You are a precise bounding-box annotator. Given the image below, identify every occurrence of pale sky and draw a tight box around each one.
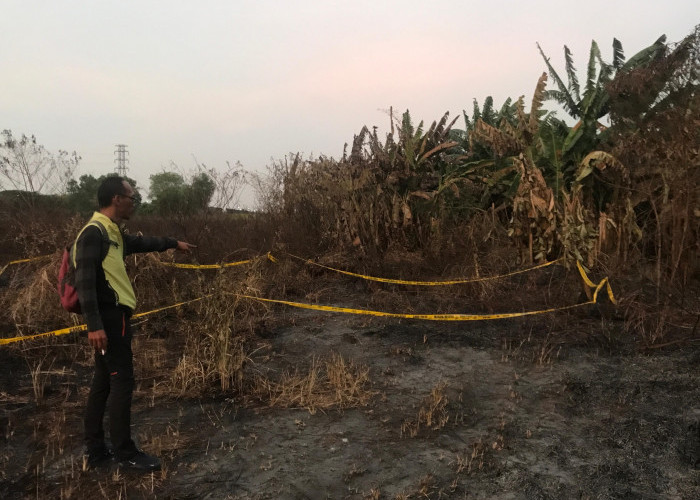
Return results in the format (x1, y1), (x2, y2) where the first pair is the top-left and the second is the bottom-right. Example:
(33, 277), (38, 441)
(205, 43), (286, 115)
(2, 1), (698, 207)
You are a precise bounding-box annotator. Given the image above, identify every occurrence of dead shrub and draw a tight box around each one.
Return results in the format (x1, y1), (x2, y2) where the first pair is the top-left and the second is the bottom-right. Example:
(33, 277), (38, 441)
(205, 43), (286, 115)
(171, 297), (246, 394)
(603, 28), (700, 339)
(264, 252), (319, 300)
(8, 257), (68, 333)
(170, 259), (271, 395)
(619, 291), (697, 346)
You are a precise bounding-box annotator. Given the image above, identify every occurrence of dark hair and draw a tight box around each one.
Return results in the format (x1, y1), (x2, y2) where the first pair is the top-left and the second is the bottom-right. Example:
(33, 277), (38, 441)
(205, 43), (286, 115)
(97, 176), (126, 208)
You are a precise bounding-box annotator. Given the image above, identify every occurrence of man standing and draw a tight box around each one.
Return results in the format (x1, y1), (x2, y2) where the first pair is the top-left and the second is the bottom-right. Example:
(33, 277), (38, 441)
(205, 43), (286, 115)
(75, 176), (194, 471)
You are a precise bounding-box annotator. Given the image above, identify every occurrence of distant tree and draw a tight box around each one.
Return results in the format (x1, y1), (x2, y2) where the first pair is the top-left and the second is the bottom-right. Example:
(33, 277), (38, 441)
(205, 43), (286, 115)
(65, 174), (101, 213)
(148, 170), (215, 216)
(189, 172), (216, 211)
(0, 130), (80, 208)
(148, 172), (185, 200)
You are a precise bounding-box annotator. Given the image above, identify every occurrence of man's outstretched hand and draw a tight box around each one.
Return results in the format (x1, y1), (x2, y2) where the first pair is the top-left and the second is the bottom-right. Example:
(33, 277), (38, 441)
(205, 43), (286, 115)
(176, 241), (196, 253)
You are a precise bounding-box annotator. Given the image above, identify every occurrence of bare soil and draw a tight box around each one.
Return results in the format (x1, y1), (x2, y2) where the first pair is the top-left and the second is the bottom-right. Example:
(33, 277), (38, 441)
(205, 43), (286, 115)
(1, 289), (699, 499)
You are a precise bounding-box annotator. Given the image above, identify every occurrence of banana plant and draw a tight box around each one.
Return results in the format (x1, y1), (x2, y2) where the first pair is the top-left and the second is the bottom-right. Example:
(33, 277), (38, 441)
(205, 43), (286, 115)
(340, 109), (465, 251)
(537, 35), (668, 183)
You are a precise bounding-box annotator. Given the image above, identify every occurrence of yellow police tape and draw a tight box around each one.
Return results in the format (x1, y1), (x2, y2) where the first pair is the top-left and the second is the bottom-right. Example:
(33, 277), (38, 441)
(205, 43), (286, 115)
(576, 261), (617, 305)
(8, 255), (52, 265)
(0, 255), (53, 277)
(0, 257), (617, 345)
(233, 274), (612, 321)
(131, 294), (213, 319)
(0, 325), (87, 346)
(281, 252), (562, 286)
(159, 259), (254, 269)
(158, 252), (278, 269)
(3, 254), (257, 274)
(0, 295), (213, 346)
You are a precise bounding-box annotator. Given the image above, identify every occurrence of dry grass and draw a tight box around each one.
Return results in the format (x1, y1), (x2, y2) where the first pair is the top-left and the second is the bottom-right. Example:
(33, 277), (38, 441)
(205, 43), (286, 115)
(171, 296), (251, 394)
(166, 256), (278, 396)
(455, 439), (487, 475)
(251, 352), (372, 414)
(401, 381), (450, 438)
(7, 256), (68, 333)
(27, 354), (54, 403)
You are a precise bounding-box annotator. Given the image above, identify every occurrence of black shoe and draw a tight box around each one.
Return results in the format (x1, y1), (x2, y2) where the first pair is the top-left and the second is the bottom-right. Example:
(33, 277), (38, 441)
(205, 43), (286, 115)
(85, 447), (114, 469)
(118, 450), (161, 471)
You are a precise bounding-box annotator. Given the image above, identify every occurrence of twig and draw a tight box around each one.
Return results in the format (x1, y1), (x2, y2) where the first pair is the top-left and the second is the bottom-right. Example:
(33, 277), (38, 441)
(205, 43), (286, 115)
(640, 337), (700, 350)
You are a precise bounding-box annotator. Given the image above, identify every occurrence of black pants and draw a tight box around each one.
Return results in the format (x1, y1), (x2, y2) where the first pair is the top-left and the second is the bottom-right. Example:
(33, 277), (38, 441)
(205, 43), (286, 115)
(84, 306), (138, 459)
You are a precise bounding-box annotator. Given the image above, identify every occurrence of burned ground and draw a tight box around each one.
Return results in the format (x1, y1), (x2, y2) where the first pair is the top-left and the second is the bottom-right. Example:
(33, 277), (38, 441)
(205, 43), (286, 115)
(1, 270), (699, 499)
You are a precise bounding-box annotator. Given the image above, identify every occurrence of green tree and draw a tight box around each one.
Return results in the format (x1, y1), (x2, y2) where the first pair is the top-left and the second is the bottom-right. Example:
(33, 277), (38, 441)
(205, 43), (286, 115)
(65, 174), (101, 213)
(148, 171), (215, 216)
(148, 172), (187, 216)
(188, 172), (216, 212)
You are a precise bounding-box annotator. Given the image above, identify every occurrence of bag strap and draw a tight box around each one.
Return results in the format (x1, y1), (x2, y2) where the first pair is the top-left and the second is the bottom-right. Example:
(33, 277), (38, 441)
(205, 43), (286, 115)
(71, 220), (113, 267)
(90, 220), (115, 262)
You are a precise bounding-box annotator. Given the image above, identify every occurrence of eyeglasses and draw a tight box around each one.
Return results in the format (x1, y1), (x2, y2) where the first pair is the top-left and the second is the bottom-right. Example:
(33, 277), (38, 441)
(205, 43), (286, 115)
(120, 194), (140, 204)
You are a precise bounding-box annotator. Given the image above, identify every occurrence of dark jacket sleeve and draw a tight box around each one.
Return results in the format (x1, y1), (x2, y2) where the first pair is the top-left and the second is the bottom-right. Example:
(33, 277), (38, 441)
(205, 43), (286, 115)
(74, 226), (104, 332)
(123, 233), (177, 256)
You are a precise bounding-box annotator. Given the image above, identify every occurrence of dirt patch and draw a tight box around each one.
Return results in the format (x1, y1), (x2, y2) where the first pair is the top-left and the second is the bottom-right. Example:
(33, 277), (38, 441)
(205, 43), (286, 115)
(1, 295), (699, 499)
